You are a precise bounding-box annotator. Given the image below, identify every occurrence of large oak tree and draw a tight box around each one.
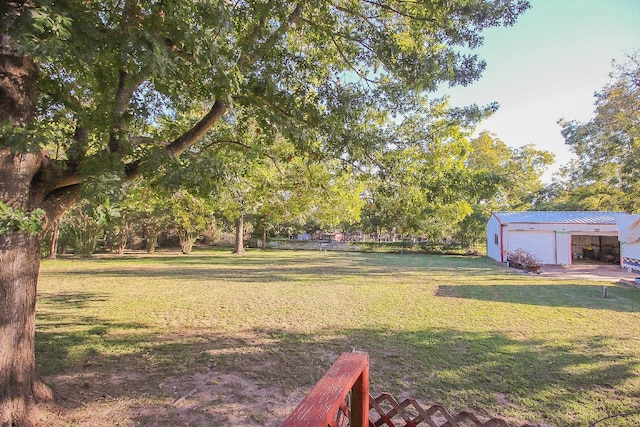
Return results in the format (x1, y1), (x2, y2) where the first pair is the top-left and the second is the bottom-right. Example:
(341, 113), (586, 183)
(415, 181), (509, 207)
(0, 0), (529, 424)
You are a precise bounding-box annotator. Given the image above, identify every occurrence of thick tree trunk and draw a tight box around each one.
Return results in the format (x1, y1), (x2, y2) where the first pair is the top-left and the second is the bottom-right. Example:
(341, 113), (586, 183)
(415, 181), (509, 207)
(2, 7), (228, 421)
(1, 44), (55, 425)
(233, 213), (246, 255)
(0, 232), (53, 426)
(0, 151), (54, 426)
(0, 48), (37, 126)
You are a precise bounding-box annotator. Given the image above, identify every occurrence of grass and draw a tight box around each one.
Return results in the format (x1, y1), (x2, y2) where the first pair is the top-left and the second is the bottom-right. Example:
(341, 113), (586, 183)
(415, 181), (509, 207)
(36, 249), (640, 426)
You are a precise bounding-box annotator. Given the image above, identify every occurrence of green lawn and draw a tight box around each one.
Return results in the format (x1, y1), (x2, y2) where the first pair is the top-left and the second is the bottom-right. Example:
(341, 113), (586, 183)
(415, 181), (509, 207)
(36, 249), (640, 426)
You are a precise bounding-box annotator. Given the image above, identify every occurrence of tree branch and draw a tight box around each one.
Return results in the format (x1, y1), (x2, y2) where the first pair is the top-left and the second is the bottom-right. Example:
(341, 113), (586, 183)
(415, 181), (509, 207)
(40, 183), (82, 231)
(130, 136), (166, 146)
(127, 3), (304, 180)
(361, 0), (437, 22)
(328, 33), (378, 85)
(163, 38), (194, 62)
(240, 2), (305, 70)
(164, 98), (228, 156)
(34, 156), (82, 195)
(109, 70), (146, 154)
(329, 1), (385, 29)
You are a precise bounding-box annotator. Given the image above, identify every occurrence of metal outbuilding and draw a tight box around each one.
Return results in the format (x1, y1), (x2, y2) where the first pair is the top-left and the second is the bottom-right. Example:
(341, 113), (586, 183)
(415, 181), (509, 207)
(487, 211), (633, 266)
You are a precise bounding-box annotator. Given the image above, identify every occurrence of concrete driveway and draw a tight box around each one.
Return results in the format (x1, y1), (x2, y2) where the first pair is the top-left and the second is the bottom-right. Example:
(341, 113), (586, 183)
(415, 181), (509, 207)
(534, 262), (640, 284)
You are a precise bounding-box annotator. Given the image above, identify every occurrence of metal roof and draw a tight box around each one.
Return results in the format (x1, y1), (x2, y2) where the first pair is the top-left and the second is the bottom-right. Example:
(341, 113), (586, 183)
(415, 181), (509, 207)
(492, 211), (631, 225)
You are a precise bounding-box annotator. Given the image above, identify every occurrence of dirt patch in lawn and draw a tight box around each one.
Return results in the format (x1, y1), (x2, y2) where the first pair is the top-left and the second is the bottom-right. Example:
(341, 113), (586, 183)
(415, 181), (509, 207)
(38, 372), (305, 426)
(37, 351), (309, 426)
(33, 328), (328, 427)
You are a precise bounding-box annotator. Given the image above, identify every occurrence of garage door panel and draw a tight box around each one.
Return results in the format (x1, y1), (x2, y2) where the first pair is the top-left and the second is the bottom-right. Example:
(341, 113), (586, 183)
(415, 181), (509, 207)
(508, 231), (556, 264)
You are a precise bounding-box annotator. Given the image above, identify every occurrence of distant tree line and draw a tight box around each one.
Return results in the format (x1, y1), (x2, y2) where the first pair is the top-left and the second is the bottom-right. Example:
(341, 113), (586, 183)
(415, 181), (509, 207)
(45, 105), (554, 257)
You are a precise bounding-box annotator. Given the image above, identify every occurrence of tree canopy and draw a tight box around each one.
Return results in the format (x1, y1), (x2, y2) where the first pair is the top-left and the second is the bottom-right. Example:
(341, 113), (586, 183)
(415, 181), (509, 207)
(3, 0), (530, 208)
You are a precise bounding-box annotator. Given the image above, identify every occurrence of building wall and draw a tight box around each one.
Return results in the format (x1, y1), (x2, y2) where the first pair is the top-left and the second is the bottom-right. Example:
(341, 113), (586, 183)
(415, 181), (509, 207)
(556, 232), (572, 265)
(486, 214), (503, 262)
(486, 216), (620, 266)
(503, 223), (618, 233)
(506, 230), (556, 264)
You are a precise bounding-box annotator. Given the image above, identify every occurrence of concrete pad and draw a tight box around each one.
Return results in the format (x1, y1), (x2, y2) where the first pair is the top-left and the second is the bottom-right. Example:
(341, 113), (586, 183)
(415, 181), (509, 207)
(536, 262), (640, 285)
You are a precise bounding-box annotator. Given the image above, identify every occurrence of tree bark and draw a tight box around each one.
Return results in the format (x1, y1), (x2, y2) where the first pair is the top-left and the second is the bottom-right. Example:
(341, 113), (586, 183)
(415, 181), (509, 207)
(116, 227), (129, 255)
(0, 47), (37, 126)
(145, 229), (159, 253)
(0, 232), (54, 426)
(0, 43), (56, 425)
(0, 150), (55, 426)
(233, 213), (246, 255)
(46, 219), (61, 260)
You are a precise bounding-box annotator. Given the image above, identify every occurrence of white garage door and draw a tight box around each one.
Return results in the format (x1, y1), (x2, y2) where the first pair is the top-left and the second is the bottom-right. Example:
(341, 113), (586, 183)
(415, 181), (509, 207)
(508, 231), (556, 264)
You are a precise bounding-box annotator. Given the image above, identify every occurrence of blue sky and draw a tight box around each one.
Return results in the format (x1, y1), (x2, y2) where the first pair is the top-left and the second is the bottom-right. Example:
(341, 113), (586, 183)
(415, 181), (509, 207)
(442, 0), (640, 180)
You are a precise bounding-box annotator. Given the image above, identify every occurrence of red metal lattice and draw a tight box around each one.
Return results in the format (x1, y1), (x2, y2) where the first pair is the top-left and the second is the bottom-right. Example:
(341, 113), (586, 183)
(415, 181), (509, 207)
(369, 392), (513, 427)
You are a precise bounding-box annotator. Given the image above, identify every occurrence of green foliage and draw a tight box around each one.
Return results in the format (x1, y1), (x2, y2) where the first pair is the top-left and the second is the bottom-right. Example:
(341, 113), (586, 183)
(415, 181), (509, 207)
(3, 0), (536, 251)
(0, 202), (45, 235)
(355, 240), (466, 255)
(119, 181), (172, 253)
(466, 131), (553, 209)
(59, 200), (109, 256)
(358, 126), (552, 247)
(4, 0), (530, 181)
(58, 175), (123, 255)
(360, 97), (497, 240)
(453, 132), (553, 246)
(165, 190), (216, 254)
(541, 52), (640, 212)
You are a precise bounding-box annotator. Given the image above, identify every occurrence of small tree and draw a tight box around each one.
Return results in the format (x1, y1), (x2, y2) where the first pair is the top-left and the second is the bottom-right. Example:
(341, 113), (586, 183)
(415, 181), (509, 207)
(121, 182), (171, 253)
(58, 175), (124, 256)
(59, 199), (115, 256)
(166, 190), (215, 254)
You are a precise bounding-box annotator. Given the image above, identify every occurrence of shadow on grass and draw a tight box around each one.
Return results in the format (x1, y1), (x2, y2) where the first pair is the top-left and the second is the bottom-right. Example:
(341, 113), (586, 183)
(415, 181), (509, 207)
(43, 265), (397, 284)
(42, 252), (505, 285)
(36, 292), (154, 376)
(35, 314), (640, 426)
(436, 284), (640, 312)
(38, 291), (110, 307)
